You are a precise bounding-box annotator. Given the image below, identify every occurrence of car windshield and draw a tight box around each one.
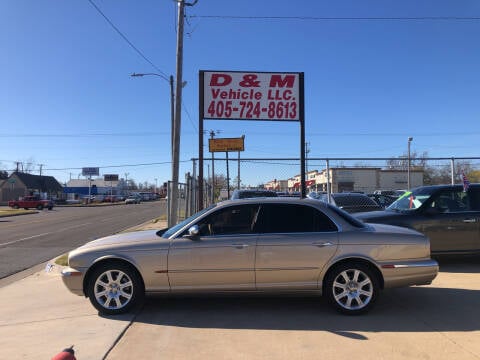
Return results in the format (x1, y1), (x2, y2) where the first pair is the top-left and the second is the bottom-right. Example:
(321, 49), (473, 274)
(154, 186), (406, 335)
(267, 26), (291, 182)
(387, 189), (433, 211)
(161, 205), (215, 238)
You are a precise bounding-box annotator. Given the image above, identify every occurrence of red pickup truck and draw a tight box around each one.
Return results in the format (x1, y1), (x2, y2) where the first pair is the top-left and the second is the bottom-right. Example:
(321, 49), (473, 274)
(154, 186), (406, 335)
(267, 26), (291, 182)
(8, 196), (54, 210)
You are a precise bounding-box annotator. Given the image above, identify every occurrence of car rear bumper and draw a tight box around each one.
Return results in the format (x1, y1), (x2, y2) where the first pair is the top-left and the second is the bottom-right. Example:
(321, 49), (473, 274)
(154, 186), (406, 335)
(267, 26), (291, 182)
(380, 259), (439, 288)
(61, 267), (86, 296)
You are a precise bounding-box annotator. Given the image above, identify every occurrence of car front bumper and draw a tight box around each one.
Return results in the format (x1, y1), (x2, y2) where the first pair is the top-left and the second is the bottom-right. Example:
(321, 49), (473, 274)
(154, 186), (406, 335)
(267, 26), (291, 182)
(61, 267), (86, 296)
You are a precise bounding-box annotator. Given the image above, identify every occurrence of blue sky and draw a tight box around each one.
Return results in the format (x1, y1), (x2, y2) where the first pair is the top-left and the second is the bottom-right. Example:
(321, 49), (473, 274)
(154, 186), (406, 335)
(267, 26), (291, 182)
(1, 0), (479, 186)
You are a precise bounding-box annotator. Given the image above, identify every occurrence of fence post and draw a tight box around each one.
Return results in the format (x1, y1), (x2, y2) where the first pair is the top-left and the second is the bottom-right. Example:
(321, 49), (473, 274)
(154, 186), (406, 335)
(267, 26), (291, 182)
(326, 159), (331, 203)
(450, 157), (455, 185)
(167, 181), (172, 228)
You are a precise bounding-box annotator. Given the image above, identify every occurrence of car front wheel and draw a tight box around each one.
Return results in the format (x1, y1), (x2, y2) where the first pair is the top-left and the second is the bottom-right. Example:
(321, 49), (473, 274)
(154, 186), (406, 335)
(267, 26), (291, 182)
(87, 262), (144, 315)
(324, 262), (379, 315)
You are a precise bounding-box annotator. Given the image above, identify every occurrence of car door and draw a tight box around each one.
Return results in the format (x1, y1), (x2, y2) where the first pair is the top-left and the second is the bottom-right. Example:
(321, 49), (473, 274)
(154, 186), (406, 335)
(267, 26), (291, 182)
(254, 203), (338, 290)
(421, 188), (480, 253)
(168, 204), (260, 291)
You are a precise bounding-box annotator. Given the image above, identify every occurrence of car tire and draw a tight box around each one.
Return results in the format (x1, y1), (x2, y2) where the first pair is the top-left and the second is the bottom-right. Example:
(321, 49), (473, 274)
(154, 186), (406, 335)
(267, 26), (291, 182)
(87, 262), (144, 315)
(36, 204), (43, 210)
(324, 262), (379, 315)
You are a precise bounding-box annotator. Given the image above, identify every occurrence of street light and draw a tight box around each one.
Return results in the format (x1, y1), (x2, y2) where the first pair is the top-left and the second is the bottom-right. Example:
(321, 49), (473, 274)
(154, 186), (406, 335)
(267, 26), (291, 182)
(407, 137), (413, 190)
(131, 72), (176, 226)
(131, 73), (175, 163)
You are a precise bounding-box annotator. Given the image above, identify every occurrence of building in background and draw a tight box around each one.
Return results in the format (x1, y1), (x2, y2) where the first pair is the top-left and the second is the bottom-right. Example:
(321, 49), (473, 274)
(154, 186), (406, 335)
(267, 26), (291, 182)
(0, 172), (63, 204)
(64, 178), (126, 201)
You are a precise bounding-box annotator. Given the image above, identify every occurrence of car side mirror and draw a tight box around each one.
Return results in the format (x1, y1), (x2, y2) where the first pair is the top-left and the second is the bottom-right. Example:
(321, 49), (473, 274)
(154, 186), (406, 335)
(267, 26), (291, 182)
(185, 225), (200, 238)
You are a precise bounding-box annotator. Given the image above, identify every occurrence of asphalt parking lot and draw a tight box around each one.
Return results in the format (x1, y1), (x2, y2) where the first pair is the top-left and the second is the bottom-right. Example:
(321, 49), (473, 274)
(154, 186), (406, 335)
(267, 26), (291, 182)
(0, 256), (478, 359)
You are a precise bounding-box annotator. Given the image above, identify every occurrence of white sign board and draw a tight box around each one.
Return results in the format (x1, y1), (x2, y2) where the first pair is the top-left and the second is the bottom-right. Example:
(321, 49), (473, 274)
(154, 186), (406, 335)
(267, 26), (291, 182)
(203, 71), (301, 121)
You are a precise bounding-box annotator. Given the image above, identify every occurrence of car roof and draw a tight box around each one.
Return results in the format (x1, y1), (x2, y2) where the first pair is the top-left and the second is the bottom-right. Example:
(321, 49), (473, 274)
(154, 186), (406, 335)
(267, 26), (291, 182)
(411, 184), (480, 192)
(219, 196), (328, 208)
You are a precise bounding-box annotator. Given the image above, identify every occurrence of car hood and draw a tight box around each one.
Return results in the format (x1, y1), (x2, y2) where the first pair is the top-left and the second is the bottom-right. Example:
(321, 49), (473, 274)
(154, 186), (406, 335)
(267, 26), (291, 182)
(78, 229), (164, 250)
(355, 210), (404, 222)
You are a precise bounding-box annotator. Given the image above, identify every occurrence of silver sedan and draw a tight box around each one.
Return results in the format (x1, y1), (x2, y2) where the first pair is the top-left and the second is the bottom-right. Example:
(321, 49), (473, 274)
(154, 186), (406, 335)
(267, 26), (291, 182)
(61, 198), (438, 315)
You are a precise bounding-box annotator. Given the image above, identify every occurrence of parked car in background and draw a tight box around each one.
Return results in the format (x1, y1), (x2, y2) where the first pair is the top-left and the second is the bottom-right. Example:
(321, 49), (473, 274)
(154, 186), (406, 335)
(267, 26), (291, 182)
(356, 184), (480, 255)
(8, 195), (54, 210)
(308, 192), (383, 213)
(367, 194), (398, 208)
(373, 189), (406, 197)
(61, 198), (438, 316)
(231, 189), (278, 200)
(125, 195), (142, 204)
(276, 191), (301, 197)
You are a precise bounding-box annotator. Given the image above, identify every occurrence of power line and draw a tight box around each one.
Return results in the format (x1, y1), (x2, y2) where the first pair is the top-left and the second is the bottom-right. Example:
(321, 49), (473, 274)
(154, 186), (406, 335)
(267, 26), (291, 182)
(189, 15), (480, 22)
(87, 0), (169, 78)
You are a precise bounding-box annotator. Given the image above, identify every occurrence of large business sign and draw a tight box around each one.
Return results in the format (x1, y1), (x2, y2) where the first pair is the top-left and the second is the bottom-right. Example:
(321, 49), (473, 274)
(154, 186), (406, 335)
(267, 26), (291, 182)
(209, 137), (245, 152)
(82, 167), (99, 176)
(198, 70), (306, 207)
(104, 174), (119, 182)
(202, 71), (301, 121)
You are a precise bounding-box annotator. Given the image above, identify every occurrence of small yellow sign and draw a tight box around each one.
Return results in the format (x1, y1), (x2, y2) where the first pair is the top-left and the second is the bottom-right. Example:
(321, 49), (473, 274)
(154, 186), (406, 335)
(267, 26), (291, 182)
(209, 137), (245, 152)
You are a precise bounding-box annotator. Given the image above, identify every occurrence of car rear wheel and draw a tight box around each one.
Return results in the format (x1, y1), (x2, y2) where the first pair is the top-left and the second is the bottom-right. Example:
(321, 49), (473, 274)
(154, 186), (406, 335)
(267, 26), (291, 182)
(87, 262), (144, 315)
(324, 262), (379, 315)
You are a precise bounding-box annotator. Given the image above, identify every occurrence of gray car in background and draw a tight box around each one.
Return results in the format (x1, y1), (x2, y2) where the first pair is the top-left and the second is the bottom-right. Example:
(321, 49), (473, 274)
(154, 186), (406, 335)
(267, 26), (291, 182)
(308, 192), (383, 213)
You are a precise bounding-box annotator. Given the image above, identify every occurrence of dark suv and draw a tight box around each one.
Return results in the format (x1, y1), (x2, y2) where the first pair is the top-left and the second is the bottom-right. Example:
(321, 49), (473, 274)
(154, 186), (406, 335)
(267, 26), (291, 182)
(356, 184), (480, 255)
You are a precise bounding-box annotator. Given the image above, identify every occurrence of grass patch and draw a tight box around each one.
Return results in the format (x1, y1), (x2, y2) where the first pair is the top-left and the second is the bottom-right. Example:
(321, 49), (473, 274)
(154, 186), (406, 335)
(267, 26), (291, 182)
(0, 209), (36, 217)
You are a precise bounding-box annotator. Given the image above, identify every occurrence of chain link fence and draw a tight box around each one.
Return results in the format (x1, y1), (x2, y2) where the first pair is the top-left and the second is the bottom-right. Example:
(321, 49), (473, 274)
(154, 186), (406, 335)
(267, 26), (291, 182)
(168, 156), (480, 223)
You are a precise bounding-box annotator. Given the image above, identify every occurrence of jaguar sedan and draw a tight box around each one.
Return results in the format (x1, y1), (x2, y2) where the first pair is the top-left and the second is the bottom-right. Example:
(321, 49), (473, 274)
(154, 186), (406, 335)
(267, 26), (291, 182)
(61, 198), (438, 315)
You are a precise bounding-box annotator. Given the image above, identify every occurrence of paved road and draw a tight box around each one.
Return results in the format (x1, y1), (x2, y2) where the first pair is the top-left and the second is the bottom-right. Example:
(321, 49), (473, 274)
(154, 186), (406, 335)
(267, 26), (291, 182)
(0, 202), (166, 279)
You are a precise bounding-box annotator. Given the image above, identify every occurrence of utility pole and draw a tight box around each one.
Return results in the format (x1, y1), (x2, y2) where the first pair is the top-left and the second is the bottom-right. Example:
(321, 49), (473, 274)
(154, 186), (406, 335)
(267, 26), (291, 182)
(170, 0), (197, 226)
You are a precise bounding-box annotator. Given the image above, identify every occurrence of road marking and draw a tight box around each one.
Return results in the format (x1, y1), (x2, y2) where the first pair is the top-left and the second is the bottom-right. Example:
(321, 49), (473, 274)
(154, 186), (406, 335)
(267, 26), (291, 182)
(0, 232), (53, 246)
(0, 222), (93, 247)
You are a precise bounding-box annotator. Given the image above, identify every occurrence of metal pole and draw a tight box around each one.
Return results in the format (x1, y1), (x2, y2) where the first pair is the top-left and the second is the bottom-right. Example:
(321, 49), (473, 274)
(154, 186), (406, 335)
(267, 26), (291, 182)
(198, 71), (204, 210)
(299, 73), (306, 198)
(326, 159), (331, 202)
(226, 151), (230, 199)
(237, 151), (240, 189)
(407, 137), (413, 190)
(171, 0), (186, 226)
(451, 157), (455, 185)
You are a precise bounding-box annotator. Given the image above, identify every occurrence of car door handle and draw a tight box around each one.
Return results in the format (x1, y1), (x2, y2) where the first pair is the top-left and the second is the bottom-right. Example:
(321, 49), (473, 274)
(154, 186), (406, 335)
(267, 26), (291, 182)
(312, 242), (334, 247)
(463, 219), (477, 223)
(232, 243), (249, 249)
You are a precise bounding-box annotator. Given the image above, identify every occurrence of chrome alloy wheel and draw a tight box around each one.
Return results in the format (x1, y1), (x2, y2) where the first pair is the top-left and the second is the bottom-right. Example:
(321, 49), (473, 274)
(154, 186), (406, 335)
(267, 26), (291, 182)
(332, 268), (373, 311)
(94, 269), (133, 310)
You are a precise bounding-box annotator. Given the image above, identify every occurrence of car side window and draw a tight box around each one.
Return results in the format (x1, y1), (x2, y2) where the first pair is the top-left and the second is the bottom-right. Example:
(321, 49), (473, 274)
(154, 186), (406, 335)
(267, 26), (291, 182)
(194, 204), (260, 236)
(468, 189), (480, 211)
(254, 204), (338, 233)
(430, 190), (468, 213)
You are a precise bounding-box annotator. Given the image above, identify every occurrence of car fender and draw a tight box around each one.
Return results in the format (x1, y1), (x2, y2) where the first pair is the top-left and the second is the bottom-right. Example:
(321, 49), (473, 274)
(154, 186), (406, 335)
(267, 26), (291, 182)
(318, 253), (384, 294)
(82, 254), (144, 295)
